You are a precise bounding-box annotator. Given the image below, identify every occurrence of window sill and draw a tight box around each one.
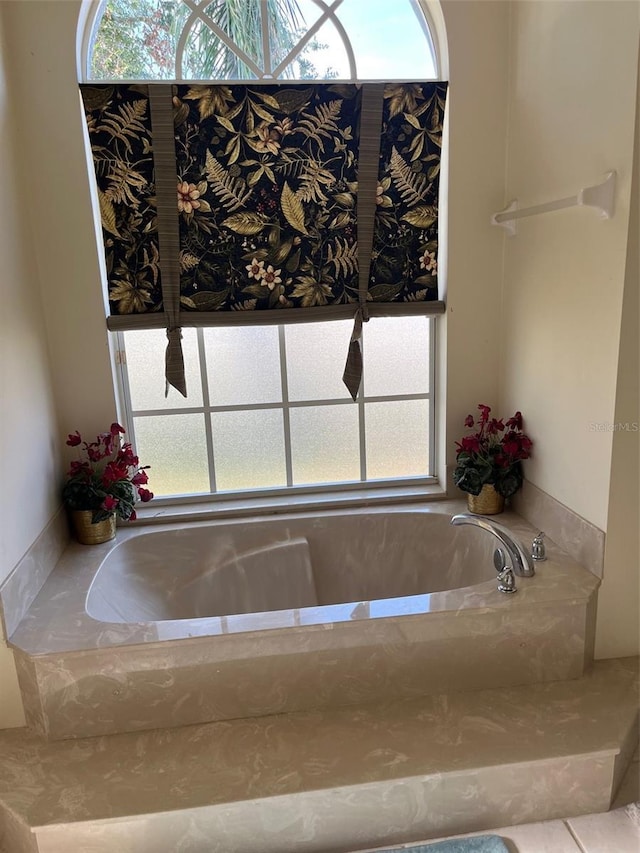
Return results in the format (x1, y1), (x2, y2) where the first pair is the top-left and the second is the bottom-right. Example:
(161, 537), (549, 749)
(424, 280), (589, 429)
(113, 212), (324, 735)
(129, 483), (449, 527)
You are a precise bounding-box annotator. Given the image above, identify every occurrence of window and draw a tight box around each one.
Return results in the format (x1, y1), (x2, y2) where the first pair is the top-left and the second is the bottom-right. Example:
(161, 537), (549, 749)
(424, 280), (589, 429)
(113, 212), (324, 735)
(83, 0), (442, 502)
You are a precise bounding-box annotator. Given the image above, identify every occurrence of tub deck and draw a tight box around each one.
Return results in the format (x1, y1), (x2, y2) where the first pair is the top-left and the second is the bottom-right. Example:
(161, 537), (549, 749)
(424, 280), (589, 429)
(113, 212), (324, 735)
(6, 502), (600, 740)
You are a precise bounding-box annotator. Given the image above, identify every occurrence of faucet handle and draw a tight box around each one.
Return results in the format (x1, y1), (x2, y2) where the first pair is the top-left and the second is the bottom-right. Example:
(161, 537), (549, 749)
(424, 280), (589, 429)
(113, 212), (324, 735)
(497, 567), (517, 594)
(532, 532), (547, 561)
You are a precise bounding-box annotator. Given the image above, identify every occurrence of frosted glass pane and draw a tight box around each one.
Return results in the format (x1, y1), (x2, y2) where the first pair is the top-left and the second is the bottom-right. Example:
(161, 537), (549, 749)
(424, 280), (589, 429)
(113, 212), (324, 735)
(124, 329), (203, 410)
(211, 409), (286, 491)
(204, 327), (282, 406)
(290, 405), (360, 485)
(363, 317), (430, 397)
(285, 321), (353, 401)
(133, 414), (209, 497)
(365, 400), (429, 479)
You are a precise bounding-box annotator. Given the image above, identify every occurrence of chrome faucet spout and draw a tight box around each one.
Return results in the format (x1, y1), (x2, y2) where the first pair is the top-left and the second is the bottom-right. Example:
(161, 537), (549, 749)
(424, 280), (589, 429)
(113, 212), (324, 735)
(450, 513), (535, 578)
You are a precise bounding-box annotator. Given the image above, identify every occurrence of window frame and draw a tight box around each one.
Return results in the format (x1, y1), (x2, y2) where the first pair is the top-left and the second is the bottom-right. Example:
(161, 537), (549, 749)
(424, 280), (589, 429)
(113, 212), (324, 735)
(81, 0), (446, 509)
(113, 318), (438, 505)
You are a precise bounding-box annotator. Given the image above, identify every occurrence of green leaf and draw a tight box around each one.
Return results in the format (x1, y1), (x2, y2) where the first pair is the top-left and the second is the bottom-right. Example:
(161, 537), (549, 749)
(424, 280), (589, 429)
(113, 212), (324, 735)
(414, 275), (438, 287)
(368, 282), (403, 301)
(222, 212), (266, 235)
(255, 91), (279, 109)
(271, 87), (314, 113)
(243, 282), (270, 298)
(286, 248), (301, 272)
(404, 112), (421, 129)
(189, 290), (228, 310)
(98, 189), (120, 237)
(251, 102), (275, 123)
(281, 182), (308, 235)
(272, 238), (294, 265)
(401, 206), (437, 228)
(333, 192), (355, 208)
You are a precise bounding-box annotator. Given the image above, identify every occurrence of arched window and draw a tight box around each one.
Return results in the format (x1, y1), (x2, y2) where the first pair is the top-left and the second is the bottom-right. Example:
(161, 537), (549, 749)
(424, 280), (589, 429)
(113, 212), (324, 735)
(83, 1), (438, 83)
(80, 0), (445, 505)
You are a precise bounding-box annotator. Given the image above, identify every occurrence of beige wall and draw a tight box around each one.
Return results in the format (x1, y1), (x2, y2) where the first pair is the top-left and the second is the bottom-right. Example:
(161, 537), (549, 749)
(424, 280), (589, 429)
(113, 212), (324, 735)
(440, 0), (510, 448)
(0, 0), (118, 728)
(595, 42), (640, 659)
(500, 1), (639, 655)
(500, 0), (639, 530)
(0, 3), (61, 728)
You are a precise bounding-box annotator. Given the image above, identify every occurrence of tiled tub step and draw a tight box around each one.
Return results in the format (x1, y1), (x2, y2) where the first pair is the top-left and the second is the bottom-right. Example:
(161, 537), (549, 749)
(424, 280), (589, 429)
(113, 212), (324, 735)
(0, 658), (637, 853)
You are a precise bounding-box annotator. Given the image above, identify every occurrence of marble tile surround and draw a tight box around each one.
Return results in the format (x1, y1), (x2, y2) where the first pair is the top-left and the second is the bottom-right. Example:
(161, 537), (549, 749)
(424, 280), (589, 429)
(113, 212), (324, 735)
(0, 658), (637, 853)
(512, 480), (606, 578)
(0, 507), (69, 639)
(7, 502), (601, 739)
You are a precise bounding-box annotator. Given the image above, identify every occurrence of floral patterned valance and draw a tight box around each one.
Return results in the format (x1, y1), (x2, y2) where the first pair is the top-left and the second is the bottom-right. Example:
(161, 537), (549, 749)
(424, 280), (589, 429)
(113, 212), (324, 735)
(80, 81), (447, 395)
(81, 81), (447, 316)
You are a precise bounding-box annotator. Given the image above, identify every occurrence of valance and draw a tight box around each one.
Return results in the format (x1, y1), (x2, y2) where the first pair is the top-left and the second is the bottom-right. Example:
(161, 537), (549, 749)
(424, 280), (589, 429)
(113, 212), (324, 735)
(80, 81), (447, 397)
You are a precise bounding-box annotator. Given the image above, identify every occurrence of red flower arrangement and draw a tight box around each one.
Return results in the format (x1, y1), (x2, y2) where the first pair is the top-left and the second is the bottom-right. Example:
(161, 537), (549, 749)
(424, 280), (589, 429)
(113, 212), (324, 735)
(62, 423), (153, 522)
(453, 404), (533, 498)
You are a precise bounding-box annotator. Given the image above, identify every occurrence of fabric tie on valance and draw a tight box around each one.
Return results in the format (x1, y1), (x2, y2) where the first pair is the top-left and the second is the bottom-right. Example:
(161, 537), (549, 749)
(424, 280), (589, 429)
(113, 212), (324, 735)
(80, 81), (448, 397)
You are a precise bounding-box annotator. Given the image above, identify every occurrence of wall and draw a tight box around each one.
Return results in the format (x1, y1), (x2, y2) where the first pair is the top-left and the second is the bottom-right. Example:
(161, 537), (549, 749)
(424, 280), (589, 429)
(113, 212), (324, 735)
(2, 0), (117, 439)
(500, 0), (639, 530)
(501, 2), (639, 654)
(439, 0), (510, 451)
(0, 3), (61, 728)
(595, 43), (640, 659)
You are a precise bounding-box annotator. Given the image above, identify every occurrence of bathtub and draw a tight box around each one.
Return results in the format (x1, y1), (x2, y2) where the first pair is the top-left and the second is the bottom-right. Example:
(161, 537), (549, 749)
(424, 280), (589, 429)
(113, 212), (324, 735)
(85, 510), (499, 626)
(9, 503), (600, 740)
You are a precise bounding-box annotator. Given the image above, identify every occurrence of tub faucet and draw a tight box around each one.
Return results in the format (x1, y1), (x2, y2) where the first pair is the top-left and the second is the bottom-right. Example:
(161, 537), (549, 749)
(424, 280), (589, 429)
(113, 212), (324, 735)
(450, 514), (535, 578)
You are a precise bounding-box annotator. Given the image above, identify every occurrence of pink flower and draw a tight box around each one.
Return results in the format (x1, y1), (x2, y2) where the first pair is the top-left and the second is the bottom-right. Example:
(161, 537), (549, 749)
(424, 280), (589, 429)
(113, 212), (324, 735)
(118, 443), (138, 466)
(464, 415), (474, 428)
(486, 418), (504, 435)
(477, 404), (491, 423)
(63, 423), (153, 523)
(506, 411), (523, 430)
(177, 181), (201, 214)
(457, 435), (481, 454)
(102, 461), (128, 487)
(87, 445), (105, 462)
(502, 434), (521, 457)
(254, 124), (282, 155)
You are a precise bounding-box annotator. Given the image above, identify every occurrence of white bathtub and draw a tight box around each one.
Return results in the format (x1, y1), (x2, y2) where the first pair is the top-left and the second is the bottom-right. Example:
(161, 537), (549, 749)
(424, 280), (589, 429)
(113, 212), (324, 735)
(9, 503), (599, 740)
(86, 511), (498, 625)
